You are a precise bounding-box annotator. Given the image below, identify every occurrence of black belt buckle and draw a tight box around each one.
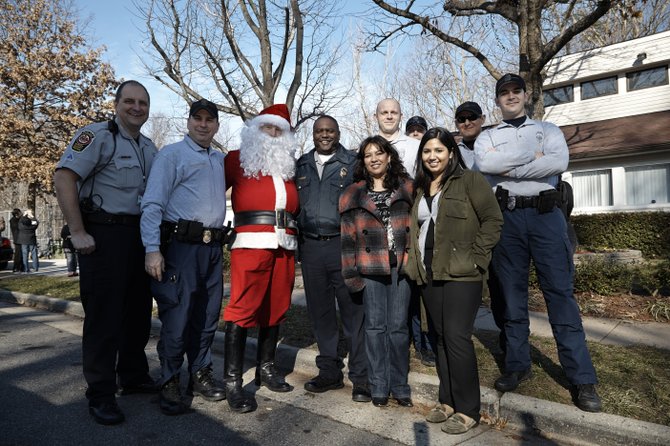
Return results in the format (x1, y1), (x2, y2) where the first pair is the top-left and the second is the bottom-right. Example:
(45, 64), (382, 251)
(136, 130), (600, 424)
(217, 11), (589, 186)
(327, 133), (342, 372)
(507, 196), (516, 211)
(276, 209), (287, 229)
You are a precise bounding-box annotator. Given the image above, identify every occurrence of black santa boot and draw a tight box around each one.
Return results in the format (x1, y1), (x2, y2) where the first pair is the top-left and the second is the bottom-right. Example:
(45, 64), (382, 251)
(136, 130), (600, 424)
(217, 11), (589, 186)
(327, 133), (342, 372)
(223, 322), (256, 413)
(254, 325), (292, 392)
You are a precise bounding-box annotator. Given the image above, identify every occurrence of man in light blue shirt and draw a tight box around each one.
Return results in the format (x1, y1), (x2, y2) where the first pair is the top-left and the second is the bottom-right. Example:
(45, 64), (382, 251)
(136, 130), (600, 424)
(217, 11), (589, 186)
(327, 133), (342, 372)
(141, 99), (227, 416)
(475, 74), (601, 413)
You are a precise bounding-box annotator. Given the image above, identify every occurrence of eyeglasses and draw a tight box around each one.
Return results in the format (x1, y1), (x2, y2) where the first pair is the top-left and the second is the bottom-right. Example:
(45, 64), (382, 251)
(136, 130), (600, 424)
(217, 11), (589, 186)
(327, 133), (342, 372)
(456, 114), (480, 124)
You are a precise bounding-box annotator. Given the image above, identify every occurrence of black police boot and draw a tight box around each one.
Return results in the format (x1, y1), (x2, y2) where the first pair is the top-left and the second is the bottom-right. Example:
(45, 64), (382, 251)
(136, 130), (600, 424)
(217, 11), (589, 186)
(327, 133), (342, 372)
(254, 325), (292, 392)
(190, 367), (225, 402)
(159, 376), (188, 416)
(224, 322), (255, 413)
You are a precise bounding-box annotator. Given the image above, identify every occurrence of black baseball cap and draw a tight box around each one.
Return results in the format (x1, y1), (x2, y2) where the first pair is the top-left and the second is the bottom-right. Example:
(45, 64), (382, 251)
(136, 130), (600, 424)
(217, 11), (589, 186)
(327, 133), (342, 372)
(189, 99), (219, 119)
(455, 102), (483, 117)
(405, 116), (428, 132)
(496, 73), (526, 96)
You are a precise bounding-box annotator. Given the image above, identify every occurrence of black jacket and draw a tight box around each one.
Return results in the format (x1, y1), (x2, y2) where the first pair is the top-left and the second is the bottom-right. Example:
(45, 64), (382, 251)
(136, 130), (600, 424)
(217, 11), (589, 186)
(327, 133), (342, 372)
(295, 144), (357, 237)
(17, 216), (39, 245)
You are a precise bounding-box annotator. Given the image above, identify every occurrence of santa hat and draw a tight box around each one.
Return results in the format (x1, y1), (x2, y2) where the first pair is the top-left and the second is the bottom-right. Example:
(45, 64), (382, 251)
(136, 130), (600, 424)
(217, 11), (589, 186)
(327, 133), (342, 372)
(252, 104), (292, 131)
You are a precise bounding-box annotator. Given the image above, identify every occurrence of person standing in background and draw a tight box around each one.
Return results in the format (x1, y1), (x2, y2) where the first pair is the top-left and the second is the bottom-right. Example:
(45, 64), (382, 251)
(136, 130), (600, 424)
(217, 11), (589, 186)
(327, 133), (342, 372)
(405, 116), (428, 141)
(17, 210), (39, 273)
(9, 209), (24, 273)
(61, 224), (78, 277)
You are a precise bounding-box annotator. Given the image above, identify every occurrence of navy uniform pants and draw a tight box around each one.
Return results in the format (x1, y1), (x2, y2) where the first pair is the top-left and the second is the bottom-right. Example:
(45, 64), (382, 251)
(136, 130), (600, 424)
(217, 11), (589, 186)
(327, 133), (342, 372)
(152, 240), (223, 384)
(80, 222), (153, 403)
(491, 207), (597, 385)
(300, 236), (367, 386)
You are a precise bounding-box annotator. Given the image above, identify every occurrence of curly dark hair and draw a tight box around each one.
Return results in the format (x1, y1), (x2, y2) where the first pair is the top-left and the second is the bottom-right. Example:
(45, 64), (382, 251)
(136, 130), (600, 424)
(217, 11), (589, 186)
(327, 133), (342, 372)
(353, 135), (409, 191)
(414, 127), (461, 197)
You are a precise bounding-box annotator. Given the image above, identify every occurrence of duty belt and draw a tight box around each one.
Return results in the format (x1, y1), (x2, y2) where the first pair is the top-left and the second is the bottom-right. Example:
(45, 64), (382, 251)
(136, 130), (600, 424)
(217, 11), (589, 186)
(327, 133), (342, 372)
(234, 210), (297, 229)
(84, 211), (141, 226)
(506, 195), (539, 211)
(160, 220), (226, 245)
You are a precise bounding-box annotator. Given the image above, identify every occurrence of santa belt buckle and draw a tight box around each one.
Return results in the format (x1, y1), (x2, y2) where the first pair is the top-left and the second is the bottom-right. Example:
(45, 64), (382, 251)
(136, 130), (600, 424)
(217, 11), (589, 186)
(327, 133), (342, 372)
(202, 229), (212, 244)
(276, 209), (288, 229)
(507, 196), (516, 211)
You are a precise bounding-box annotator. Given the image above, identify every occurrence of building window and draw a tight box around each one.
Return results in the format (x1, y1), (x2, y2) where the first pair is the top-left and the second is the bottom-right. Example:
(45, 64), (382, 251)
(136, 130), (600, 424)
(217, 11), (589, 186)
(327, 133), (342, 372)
(543, 85), (574, 107)
(572, 170), (613, 207)
(626, 66), (669, 91)
(625, 164), (669, 205)
(581, 76), (618, 100)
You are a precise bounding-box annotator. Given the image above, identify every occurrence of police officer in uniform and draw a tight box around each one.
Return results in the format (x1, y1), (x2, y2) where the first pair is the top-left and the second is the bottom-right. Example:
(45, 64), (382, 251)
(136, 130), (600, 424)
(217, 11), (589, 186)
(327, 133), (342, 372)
(141, 99), (227, 415)
(474, 74), (601, 412)
(53, 80), (158, 425)
(296, 115), (369, 401)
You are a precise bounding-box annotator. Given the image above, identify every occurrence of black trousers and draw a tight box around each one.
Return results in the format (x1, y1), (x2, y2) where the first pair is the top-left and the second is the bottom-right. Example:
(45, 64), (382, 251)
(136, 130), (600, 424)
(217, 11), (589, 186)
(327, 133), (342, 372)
(12, 243), (24, 272)
(422, 279), (482, 422)
(300, 236), (367, 385)
(80, 222), (153, 403)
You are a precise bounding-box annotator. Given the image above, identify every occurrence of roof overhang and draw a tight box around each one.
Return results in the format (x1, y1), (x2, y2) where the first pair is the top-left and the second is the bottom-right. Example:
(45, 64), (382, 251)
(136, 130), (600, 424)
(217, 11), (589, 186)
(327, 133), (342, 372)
(561, 110), (670, 160)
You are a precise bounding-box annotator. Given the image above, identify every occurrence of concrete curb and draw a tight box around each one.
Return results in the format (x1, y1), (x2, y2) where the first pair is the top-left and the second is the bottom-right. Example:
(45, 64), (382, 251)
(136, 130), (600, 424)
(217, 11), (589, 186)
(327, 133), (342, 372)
(2, 290), (669, 445)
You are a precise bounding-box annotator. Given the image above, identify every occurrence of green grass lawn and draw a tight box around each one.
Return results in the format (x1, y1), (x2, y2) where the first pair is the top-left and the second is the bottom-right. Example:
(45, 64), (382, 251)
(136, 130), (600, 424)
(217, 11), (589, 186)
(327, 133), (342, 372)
(2, 274), (668, 426)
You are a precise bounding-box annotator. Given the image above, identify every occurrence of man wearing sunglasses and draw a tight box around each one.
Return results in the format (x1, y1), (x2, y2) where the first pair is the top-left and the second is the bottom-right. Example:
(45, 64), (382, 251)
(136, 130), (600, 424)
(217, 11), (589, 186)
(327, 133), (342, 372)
(454, 102), (486, 170)
(474, 73), (601, 413)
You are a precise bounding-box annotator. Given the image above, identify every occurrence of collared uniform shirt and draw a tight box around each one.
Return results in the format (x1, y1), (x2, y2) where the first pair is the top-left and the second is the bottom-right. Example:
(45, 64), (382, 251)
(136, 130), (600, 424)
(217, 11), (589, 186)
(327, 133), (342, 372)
(140, 135), (227, 253)
(56, 118), (157, 215)
(474, 117), (568, 196)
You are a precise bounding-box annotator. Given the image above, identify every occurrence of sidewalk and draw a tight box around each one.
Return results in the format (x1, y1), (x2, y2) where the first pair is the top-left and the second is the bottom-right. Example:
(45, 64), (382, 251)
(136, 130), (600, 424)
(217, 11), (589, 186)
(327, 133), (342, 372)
(293, 288), (670, 351)
(1, 262), (670, 445)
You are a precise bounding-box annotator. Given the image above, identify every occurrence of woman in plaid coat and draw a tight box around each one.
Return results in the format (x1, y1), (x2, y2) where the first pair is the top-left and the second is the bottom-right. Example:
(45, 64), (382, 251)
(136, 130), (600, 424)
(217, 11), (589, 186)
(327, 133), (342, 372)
(339, 135), (414, 408)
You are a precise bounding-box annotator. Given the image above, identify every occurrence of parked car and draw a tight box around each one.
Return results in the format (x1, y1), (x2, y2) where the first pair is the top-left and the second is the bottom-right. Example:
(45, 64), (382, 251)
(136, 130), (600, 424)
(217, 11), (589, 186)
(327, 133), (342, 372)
(0, 236), (13, 270)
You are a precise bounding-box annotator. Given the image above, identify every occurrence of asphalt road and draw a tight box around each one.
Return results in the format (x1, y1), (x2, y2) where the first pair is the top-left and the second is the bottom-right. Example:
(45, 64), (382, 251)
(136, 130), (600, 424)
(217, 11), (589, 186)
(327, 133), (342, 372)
(0, 301), (566, 446)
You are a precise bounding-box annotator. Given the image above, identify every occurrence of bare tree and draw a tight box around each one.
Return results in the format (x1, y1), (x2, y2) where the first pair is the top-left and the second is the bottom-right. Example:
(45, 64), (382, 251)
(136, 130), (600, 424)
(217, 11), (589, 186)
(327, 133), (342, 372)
(369, 0), (618, 118)
(135, 0), (349, 131)
(563, 0), (670, 51)
(144, 112), (179, 149)
(393, 30), (502, 130)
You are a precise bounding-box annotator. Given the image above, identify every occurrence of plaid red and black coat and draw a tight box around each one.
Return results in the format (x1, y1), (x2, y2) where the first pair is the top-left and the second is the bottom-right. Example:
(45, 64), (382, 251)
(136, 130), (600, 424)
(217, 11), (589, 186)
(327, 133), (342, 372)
(339, 179), (414, 293)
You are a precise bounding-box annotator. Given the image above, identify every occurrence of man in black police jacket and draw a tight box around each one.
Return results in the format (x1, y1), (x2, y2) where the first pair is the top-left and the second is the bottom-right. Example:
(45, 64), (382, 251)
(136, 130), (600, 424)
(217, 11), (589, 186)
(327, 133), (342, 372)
(295, 115), (369, 403)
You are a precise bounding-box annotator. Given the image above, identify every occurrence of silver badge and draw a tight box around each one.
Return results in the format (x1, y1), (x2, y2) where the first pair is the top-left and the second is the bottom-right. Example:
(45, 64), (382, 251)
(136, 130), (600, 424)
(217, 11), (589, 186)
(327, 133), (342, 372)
(202, 229), (212, 244)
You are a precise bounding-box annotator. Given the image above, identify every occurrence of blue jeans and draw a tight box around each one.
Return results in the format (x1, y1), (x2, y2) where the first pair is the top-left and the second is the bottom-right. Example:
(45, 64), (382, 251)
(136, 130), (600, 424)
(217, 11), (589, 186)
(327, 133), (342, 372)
(64, 248), (78, 273)
(362, 268), (411, 398)
(492, 207), (597, 385)
(21, 244), (38, 272)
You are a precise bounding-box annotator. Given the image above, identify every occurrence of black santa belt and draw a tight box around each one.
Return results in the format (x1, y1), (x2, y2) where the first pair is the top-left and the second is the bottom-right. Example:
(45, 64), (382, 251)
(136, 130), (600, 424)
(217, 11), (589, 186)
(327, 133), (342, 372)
(233, 210), (297, 229)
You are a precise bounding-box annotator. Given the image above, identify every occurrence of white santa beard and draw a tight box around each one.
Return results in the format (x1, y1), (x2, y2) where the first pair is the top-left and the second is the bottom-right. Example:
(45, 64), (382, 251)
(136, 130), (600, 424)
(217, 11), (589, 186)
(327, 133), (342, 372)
(239, 125), (297, 180)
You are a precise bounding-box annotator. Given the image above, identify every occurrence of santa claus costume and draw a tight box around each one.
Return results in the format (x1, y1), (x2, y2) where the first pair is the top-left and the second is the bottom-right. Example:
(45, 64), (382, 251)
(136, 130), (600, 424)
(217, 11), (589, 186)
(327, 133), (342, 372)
(222, 104), (299, 413)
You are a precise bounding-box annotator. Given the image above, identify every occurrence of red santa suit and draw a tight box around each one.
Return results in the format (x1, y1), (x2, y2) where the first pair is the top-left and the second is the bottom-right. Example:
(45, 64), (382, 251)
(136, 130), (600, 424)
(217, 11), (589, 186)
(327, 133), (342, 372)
(223, 119), (299, 328)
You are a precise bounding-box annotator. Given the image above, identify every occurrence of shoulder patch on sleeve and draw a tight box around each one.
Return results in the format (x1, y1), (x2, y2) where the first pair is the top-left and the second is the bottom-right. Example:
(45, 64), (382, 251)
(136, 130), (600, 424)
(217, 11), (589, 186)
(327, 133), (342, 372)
(72, 131), (96, 152)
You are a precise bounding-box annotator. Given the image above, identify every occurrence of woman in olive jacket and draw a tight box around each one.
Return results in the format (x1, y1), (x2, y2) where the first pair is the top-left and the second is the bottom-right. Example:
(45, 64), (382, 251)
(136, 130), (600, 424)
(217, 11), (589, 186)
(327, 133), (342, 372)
(340, 135), (414, 408)
(405, 127), (503, 435)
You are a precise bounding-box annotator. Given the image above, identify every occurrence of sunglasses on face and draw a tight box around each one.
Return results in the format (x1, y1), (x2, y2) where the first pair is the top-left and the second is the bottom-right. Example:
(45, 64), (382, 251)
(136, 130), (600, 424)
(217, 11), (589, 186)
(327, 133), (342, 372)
(456, 114), (480, 123)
